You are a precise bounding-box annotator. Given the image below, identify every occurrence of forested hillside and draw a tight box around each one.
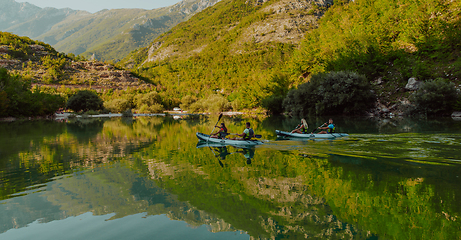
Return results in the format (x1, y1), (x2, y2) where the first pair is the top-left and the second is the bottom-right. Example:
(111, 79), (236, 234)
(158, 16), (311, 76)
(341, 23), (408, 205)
(121, 0), (461, 115)
(120, 0), (331, 111)
(2, 0), (460, 117)
(0, 32), (157, 117)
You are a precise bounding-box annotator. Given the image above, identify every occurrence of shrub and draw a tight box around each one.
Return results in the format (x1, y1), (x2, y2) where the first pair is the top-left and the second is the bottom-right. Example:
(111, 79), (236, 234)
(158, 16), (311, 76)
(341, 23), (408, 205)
(179, 95), (197, 110)
(410, 78), (459, 115)
(188, 95), (231, 113)
(138, 103), (164, 113)
(104, 98), (131, 113)
(134, 91), (162, 109)
(85, 110), (99, 115)
(0, 68), (64, 117)
(0, 91), (9, 116)
(122, 109), (133, 117)
(283, 71), (375, 116)
(66, 90), (103, 112)
(261, 95), (285, 115)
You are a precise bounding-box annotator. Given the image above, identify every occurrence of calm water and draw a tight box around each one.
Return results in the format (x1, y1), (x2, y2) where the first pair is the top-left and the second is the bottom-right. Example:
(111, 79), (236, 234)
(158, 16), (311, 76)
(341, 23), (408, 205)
(1, 116), (461, 239)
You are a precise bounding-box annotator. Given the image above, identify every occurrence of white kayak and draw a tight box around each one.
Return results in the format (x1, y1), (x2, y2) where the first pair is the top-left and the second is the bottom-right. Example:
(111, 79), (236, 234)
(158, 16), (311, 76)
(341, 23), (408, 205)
(276, 130), (349, 139)
(196, 132), (264, 146)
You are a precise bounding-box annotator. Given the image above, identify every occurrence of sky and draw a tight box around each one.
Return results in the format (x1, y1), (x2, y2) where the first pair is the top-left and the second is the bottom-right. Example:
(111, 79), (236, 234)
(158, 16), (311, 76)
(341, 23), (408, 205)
(16, 0), (184, 13)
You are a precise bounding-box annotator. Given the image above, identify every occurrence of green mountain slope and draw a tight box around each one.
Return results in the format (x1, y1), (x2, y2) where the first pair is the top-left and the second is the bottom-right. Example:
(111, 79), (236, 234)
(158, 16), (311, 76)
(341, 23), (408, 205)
(120, 0), (331, 109)
(120, 0), (460, 113)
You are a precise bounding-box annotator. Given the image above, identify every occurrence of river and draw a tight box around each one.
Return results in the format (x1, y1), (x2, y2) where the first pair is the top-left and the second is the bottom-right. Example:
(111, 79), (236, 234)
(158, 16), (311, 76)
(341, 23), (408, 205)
(0, 115), (460, 239)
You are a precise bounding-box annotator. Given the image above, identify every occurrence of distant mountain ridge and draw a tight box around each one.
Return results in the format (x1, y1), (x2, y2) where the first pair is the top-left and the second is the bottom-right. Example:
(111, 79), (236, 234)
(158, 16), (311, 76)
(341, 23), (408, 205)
(0, 0), (220, 61)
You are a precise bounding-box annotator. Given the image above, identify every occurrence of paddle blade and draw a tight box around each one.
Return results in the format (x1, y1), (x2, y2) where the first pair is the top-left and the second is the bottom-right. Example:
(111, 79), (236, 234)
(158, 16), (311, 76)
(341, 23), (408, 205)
(254, 135), (262, 138)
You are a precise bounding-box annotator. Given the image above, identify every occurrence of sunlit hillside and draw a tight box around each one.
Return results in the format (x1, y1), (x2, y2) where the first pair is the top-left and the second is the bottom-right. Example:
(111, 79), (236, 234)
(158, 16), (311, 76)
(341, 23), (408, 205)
(120, 0), (460, 114)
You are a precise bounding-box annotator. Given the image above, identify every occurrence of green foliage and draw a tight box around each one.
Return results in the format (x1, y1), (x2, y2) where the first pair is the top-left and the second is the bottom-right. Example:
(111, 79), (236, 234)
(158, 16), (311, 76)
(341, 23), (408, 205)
(261, 95), (285, 115)
(410, 78), (459, 115)
(122, 108), (133, 117)
(138, 103), (164, 113)
(84, 110), (100, 115)
(288, 0), (461, 82)
(283, 71), (375, 116)
(104, 98), (132, 113)
(179, 95), (198, 110)
(119, 0), (297, 111)
(0, 68), (65, 117)
(188, 94), (231, 113)
(259, 72), (290, 114)
(66, 90), (104, 112)
(41, 55), (67, 83)
(134, 92), (162, 108)
(0, 32), (57, 60)
(0, 90), (8, 114)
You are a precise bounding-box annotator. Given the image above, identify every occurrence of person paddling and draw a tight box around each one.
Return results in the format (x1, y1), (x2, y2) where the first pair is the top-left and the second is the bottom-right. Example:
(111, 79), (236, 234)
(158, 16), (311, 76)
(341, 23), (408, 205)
(291, 119), (308, 134)
(232, 122), (255, 140)
(318, 118), (335, 134)
(211, 122), (228, 139)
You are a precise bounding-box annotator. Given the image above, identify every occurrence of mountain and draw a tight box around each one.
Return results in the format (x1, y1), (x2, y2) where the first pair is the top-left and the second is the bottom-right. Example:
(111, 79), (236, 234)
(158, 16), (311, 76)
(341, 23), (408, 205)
(0, 32), (151, 91)
(119, 0), (334, 109)
(0, 0), (88, 38)
(119, 0), (460, 114)
(0, 0), (221, 61)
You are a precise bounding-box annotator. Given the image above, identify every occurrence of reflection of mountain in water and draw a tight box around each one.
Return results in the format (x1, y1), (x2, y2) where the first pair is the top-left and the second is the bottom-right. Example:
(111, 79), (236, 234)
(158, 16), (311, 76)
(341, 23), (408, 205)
(0, 163), (239, 234)
(144, 157), (370, 239)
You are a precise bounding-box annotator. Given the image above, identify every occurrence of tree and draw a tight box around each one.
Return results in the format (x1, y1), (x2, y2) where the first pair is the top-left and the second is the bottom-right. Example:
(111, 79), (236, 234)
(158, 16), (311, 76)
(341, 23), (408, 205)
(410, 78), (459, 116)
(66, 90), (104, 112)
(0, 68), (64, 117)
(283, 71), (375, 116)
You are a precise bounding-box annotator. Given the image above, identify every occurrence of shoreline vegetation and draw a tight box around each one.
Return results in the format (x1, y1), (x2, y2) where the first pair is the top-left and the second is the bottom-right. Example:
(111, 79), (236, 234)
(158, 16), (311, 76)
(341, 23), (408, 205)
(0, 111), (250, 122)
(1, 0), (461, 120)
(2, 111), (461, 123)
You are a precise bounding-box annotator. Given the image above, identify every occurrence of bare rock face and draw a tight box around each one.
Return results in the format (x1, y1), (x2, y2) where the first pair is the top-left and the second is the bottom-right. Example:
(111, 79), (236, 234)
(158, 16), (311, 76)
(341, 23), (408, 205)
(405, 77), (423, 91)
(145, 0), (333, 64)
(0, 46), (9, 53)
(145, 42), (164, 62)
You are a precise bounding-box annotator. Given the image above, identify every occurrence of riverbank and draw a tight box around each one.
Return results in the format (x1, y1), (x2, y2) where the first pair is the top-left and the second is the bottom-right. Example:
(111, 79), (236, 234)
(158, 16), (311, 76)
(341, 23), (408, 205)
(2, 111), (460, 122)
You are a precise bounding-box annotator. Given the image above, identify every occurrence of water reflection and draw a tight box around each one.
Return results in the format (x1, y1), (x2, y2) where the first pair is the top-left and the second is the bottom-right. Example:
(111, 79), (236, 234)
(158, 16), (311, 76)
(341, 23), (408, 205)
(0, 116), (460, 239)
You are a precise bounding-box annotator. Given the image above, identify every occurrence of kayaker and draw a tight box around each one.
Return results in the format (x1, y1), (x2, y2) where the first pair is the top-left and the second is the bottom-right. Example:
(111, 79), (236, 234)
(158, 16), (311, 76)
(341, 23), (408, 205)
(291, 119), (308, 134)
(211, 122), (228, 139)
(318, 118), (335, 134)
(232, 122), (255, 140)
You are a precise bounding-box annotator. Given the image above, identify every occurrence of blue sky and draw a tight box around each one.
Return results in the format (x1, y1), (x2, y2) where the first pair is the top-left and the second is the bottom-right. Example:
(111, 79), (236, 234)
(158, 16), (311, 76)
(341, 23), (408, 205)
(16, 0), (184, 13)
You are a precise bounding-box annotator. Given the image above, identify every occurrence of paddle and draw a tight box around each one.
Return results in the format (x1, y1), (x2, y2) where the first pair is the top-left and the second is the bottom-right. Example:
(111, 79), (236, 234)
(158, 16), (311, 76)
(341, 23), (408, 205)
(311, 122), (326, 134)
(209, 113), (223, 139)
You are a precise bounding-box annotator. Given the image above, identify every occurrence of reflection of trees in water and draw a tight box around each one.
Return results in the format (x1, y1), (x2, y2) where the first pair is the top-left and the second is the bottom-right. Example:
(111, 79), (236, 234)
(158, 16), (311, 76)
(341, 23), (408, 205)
(3, 117), (461, 239)
(66, 118), (106, 142)
(0, 121), (66, 158)
(157, 144), (368, 239)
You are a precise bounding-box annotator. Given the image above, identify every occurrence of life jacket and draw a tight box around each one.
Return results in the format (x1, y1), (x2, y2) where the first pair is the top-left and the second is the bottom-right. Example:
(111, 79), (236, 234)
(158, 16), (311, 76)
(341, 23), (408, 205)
(301, 125), (308, 133)
(296, 123), (308, 133)
(244, 128), (254, 140)
(327, 124), (336, 133)
(218, 126), (228, 138)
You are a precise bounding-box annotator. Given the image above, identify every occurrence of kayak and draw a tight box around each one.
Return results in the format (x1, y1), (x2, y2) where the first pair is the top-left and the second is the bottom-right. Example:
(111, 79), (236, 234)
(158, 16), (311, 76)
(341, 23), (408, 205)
(196, 132), (264, 146)
(276, 130), (349, 139)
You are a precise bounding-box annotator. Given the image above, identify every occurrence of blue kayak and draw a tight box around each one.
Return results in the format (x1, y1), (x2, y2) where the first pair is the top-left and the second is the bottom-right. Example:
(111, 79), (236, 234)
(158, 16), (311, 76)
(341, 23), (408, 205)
(196, 132), (264, 146)
(276, 130), (349, 139)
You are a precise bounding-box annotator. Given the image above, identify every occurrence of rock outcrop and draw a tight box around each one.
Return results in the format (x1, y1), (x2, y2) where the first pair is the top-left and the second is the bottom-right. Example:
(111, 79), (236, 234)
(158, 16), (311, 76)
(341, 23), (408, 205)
(405, 77), (422, 91)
